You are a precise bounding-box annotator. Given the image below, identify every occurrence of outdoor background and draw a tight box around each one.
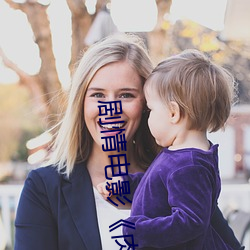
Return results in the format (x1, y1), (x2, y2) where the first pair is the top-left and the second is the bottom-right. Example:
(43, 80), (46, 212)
(0, 0), (250, 249)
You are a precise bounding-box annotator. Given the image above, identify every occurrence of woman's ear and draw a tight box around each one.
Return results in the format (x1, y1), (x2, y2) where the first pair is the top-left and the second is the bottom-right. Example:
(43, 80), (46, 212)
(169, 101), (180, 124)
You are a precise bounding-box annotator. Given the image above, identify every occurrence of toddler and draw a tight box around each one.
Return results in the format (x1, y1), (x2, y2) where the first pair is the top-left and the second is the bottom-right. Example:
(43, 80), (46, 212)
(99, 49), (236, 249)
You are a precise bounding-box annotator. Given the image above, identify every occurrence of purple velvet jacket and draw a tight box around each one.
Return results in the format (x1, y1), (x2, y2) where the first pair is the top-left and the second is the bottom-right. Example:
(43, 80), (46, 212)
(123, 144), (234, 249)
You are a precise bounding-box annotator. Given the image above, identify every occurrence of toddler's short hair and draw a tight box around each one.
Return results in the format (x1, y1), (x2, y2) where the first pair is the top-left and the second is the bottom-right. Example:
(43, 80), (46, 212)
(145, 49), (236, 132)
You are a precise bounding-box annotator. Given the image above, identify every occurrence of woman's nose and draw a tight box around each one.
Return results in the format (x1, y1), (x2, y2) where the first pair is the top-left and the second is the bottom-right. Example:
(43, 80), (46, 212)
(98, 99), (123, 117)
(105, 94), (116, 102)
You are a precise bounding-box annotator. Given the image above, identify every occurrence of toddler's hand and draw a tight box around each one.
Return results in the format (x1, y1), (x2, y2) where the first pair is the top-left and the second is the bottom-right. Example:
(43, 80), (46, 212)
(96, 179), (112, 200)
(96, 176), (123, 200)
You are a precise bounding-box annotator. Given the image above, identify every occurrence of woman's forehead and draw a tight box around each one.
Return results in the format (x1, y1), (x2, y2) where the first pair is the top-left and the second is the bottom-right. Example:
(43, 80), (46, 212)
(88, 61), (143, 90)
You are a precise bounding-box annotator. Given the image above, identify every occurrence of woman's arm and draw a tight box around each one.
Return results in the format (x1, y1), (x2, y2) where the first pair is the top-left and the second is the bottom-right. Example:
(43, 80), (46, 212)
(14, 170), (58, 250)
(211, 206), (245, 250)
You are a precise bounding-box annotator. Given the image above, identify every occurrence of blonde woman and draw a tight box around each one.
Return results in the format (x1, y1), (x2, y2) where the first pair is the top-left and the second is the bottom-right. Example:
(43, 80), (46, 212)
(14, 36), (242, 250)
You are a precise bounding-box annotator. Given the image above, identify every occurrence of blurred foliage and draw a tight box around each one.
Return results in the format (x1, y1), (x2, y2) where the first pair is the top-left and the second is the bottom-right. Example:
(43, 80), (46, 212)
(156, 18), (250, 104)
(0, 84), (43, 162)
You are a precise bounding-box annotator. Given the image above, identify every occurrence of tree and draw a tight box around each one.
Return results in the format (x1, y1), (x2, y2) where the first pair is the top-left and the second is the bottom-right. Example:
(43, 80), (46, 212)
(0, 0), (172, 127)
(1, 0), (95, 127)
(3, 0), (249, 125)
(0, 0), (172, 164)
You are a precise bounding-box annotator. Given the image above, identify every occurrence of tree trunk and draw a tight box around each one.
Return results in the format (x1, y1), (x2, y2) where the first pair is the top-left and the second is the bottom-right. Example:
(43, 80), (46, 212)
(66, 0), (93, 71)
(4, 0), (64, 126)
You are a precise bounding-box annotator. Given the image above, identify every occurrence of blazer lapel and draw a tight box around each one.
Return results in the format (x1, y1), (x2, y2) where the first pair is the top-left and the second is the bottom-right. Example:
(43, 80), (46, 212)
(62, 163), (102, 250)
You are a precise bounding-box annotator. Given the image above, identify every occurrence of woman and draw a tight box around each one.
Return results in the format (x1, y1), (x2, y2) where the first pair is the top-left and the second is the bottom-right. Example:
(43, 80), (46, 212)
(14, 34), (243, 250)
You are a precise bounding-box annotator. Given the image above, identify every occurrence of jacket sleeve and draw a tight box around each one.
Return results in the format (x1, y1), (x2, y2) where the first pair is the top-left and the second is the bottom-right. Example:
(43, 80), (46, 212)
(14, 170), (58, 250)
(211, 206), (245, 250)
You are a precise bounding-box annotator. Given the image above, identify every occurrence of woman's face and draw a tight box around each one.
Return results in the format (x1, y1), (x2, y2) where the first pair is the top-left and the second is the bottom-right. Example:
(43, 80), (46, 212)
(84, 61), (144, 150)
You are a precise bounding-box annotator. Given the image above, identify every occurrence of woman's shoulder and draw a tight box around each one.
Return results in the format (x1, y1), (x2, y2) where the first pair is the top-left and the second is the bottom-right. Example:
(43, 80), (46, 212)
(35, 163), (61, 174)
(26, 162), (86, 188)
(25, 164), (65, 192)
(29, 164), (61, 179)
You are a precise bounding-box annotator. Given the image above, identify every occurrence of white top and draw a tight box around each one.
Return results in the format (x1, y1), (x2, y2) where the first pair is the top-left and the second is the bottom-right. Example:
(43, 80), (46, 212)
(93, 187), (131, 250)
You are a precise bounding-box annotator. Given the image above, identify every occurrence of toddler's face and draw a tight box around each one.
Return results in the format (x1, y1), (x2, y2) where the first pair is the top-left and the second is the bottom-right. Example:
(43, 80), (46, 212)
(144, 87), (175, 147)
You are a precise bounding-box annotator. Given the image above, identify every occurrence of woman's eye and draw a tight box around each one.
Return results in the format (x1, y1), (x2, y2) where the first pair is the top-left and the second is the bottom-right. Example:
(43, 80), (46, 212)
(90, 93), (104, 98)
(120, 93), (135, 98)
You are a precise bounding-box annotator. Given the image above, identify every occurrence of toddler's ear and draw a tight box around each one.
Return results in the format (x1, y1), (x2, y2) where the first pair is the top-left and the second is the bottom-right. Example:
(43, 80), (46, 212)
(169, 101), (180, 124)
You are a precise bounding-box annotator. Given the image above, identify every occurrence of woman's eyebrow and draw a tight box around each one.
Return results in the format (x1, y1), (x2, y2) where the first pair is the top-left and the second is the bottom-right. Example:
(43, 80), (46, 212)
(86, 87), (104, 91)
(119, 88), (140, 92)
(87, 87), (140, 92)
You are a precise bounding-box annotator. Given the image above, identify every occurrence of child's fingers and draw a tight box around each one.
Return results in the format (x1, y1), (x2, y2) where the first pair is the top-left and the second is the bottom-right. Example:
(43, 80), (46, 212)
(96, 183), (104, 194)
(104, 180), (113, 197)
(96, 180), (112, 199)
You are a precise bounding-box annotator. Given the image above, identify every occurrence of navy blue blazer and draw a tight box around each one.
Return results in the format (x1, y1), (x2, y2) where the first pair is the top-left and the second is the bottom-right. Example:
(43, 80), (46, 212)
(14, 162), (243, 250)
(14, 163), (102, 250)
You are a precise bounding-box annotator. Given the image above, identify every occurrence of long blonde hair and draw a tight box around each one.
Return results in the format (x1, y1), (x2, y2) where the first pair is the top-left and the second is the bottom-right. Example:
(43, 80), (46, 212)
(50, 34), (159, 177)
